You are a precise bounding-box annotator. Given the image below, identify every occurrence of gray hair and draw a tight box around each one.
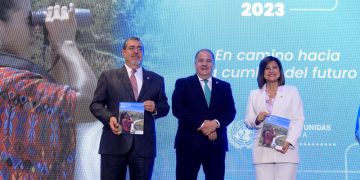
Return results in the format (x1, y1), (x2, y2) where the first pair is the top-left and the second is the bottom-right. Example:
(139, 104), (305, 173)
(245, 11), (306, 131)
(122, 37), (142, 50)
(194, 48), (215, 64)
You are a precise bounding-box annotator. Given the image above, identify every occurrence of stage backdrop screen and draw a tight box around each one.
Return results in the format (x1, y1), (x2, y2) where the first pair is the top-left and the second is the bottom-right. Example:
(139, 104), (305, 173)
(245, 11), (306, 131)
(28, 1), (360, 180)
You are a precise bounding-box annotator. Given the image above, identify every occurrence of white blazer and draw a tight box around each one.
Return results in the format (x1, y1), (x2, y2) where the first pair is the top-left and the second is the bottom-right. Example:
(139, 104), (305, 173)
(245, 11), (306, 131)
(244, 85), (304, 164)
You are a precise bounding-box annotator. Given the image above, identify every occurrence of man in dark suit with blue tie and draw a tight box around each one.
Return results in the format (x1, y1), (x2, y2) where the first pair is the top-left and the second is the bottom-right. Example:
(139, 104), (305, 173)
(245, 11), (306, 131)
(90, 37), (170, 180)
(172, 49), (236, 180)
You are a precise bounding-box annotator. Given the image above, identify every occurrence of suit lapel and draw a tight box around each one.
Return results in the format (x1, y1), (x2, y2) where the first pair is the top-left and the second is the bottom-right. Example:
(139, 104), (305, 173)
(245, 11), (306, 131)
(272, 86), (285, 115)
(209, 77), (219, 109)
(192, 75), (210, 109)
(118, 66), (136, 101)
(258, 86), (268, 113)
(138, 68), (151, 101)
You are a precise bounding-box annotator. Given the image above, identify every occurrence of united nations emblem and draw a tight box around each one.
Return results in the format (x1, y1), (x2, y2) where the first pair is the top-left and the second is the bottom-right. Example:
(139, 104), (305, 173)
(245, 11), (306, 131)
(227, 120), (254, 149)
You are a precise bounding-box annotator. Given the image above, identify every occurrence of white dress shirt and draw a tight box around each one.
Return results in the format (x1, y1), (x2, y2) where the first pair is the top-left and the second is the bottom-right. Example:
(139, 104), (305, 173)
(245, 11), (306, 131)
(125, 64), (143, 96)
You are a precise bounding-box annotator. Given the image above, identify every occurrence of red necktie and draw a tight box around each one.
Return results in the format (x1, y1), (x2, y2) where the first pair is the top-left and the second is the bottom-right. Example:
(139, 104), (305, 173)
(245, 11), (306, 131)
(130, 69), (138, 100)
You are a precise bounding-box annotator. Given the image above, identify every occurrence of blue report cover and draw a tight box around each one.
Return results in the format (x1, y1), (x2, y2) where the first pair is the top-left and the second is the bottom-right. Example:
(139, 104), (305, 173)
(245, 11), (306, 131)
(118, 102), (144, 135)
(259, 115), (290, 150)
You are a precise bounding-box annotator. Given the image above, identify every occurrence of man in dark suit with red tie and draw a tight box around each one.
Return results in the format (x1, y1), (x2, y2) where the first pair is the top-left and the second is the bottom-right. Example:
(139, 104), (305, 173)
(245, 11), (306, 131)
(90, 37), (169, 180)
(172, 49), (236, 180)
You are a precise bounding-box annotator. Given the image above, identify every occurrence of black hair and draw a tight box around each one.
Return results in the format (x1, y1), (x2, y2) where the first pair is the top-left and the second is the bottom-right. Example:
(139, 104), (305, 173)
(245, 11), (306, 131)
(0, 0), (20, 22)
(257, 56), (285, 88)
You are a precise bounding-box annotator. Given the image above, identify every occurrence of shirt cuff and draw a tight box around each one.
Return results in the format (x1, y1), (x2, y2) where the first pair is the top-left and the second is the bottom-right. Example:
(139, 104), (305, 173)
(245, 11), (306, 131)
(152, 110), (158, 116)
(199, 122), (205, 129)
(214, 119), (220, 128)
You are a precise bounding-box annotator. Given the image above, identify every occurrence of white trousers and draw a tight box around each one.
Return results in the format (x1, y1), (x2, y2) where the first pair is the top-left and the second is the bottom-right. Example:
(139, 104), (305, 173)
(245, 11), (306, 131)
(255, 163), (298, 180)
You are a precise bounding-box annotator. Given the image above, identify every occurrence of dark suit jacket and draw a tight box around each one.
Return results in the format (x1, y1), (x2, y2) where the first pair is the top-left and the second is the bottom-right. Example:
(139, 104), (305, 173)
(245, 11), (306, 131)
(90, 66), (169, 157)
(172, 75), (236, 152)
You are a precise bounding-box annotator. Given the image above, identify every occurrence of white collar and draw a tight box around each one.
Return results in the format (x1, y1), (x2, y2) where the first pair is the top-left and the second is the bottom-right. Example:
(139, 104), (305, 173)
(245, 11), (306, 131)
(197, 75), (212, 83)
(125, 64), (142, 75)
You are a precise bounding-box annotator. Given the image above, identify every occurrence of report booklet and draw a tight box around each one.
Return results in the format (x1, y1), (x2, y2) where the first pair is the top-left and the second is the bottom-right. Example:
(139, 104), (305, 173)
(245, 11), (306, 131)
(118, 102), (144, 135)
(258, 115), (290, 150)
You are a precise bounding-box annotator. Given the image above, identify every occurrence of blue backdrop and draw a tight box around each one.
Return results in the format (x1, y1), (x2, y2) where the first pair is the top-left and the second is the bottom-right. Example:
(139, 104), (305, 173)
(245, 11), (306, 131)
(76, 1), (360, 179)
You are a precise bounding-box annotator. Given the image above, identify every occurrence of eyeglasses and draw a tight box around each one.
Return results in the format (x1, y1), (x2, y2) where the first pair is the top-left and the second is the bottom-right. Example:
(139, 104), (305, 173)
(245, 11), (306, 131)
(126, 46), (143, 52)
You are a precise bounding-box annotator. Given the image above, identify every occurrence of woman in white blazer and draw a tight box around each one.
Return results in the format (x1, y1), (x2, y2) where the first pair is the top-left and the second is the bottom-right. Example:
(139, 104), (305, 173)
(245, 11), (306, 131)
(244, 56), (304, 180)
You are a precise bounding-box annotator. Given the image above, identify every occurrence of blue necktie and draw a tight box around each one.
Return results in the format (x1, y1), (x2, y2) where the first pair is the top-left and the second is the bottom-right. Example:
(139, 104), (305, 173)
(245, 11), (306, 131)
(203, 79), (211, 107)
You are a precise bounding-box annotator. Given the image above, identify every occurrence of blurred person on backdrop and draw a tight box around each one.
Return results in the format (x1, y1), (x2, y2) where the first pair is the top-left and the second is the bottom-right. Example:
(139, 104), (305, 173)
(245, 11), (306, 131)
(0, 1), (96, 179)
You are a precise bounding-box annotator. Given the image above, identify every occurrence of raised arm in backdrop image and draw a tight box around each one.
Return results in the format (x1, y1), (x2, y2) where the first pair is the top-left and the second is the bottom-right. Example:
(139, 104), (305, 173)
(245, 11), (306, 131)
(0, 0), (97, 179)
